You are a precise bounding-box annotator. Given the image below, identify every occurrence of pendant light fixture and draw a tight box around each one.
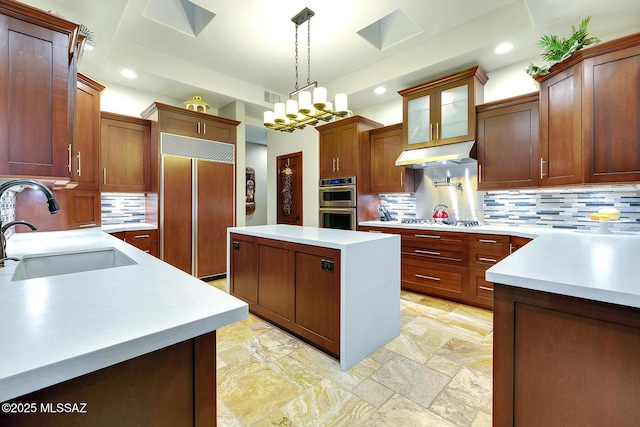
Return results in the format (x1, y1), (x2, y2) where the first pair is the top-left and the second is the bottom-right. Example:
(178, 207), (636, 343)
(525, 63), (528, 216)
(264, 7), (349, 132)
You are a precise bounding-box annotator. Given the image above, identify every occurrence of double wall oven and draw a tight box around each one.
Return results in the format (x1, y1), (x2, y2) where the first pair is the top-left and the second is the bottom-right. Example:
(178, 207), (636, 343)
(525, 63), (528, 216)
(319, 176), (356, 230)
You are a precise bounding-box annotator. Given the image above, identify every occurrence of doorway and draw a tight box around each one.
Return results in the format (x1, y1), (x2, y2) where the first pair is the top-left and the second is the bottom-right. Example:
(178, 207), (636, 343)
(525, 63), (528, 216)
(277, 151), (303, 226)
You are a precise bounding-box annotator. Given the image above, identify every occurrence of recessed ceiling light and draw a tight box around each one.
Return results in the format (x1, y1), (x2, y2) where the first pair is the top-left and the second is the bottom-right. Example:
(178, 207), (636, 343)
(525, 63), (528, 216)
(495, 42), (514, 54)
(121, 68), (137, 79)
(374, 86), (386, 95)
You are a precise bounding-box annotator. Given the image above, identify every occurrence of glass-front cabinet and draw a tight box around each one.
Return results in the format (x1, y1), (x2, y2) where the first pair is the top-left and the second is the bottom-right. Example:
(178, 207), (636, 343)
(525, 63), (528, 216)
(400, 66), (487, 149)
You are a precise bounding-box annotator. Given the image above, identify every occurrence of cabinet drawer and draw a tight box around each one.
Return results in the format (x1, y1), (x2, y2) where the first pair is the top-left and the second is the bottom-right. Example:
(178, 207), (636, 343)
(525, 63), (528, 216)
(468, 269), (493, 309)
(402, 242), (466, 266)
(469, 233), (510, 251)
(401, 261), (466, 296)
(469, 246), (508, 270)
(124, 230), (158, 256)
(402, 230), (467, 246)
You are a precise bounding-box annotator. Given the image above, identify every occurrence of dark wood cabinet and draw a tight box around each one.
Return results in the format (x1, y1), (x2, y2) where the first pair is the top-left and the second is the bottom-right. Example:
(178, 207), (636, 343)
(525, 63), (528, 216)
(537, 63), (583, 186)
(109, 229), (159, 257)
(467, 234), (511, 309)
(0, 2), (79, 182)
(100, 112), (152, 192)
(476, 93), (539, 190)
(399, 66), (487, 150)
(73, 74), (104, 190)
(369, 123), (415, 193)
(143, 103), (239, 278)
(317, 115), (382, 189)
(494, 284), (640, 427)
(229, 233), (341, 357)
(583, 38), (640, 183)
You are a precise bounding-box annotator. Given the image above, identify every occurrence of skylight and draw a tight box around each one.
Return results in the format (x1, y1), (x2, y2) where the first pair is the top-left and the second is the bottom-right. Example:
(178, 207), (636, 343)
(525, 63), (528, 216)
(357, 9), (422, 51)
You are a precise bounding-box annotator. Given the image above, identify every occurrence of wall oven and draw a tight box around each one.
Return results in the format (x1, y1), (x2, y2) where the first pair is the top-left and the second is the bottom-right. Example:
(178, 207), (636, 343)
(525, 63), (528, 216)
(319, 176), (357, 230)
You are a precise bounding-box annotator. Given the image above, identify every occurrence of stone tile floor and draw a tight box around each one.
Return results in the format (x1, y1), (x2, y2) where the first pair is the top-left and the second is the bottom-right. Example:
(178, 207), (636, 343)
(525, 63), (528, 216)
(208, 279), (493, 427)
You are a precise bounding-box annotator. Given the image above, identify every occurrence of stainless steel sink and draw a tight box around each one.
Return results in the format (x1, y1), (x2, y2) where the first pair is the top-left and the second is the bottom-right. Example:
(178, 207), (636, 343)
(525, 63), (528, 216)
(12, 247), (137, 281)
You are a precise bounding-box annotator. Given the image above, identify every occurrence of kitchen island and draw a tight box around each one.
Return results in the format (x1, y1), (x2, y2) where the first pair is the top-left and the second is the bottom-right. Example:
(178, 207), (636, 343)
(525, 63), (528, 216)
(486, 232), (640, 426)
(227, 225), (401, 371)
(0, 228), (247, 425)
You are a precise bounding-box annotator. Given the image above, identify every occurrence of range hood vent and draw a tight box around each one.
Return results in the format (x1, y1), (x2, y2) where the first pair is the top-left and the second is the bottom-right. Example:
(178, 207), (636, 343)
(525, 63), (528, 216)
(395, 141), (477, 168)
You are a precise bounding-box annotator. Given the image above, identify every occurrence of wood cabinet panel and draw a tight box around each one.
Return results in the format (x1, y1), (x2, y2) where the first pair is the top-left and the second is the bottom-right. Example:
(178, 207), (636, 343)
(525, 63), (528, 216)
(468, 269), (494, 307)
(124, 229), (158, 257)
(0, 9), (77, 180)
(67, 190), (101, 229)
(229, 234), (258, 304)
(161, 155), (193, 273)
(402, 261), (468, 301)
(538, 64), (583, 186)
(369, 124), (415, 193)
(0, 332), (216, 427)
(494, 284), (640, 427)
(74, 74), (104, 190)
(197, 160), (234, 277)
(100, 113), (151, 192)
(477, 94), (539, 190)
(257, 243), (294, 324)
(510, 236), (532, 253)
(583, 43), (640, 182)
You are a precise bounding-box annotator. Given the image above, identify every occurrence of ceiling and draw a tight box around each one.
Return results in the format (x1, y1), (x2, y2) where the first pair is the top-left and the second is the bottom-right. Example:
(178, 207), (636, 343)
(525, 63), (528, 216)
(19, 0), (640, 122)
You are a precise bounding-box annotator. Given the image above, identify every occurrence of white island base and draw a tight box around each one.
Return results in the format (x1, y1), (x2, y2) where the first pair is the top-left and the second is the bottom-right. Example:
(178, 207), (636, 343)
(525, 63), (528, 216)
(228, 225), (401, 371)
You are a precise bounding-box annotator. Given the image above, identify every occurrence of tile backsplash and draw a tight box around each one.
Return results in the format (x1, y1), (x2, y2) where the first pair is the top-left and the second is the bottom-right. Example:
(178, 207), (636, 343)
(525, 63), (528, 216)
(101, 193), (146, 225)
(380, 185), (640, 232)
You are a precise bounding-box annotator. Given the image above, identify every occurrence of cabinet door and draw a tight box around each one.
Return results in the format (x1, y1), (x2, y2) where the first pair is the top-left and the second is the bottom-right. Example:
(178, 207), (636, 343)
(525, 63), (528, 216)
(335, 124), (358, 177)
(101, 115), (151, 192)
(583, 44), (640, 183)
(370, 124), (414, 193)
(74, 77), (103, 190)
(196, 159), (234, 278)
(229, 234), (258, 304)
(319, 128), (341, 179)
(539, 63), (583, 186)
(0, 15), (72, 179)
(403, 88), (436, 147)
(477, 97), (540, 190)
(257, 242), (294, 323)
(437, 78), (473, 144)
(158, 109), (200, 138)
(161, 155), (193, 274)
(67, 190), (101, 229)
(295, 249), (340, 357)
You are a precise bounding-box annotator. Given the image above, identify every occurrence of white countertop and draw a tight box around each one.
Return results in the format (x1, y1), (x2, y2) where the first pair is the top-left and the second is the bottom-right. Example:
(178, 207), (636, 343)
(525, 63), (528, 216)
(229, 224), (399, 249)
(359, 220), (552, 239)
(101, 223), (157, 233)
(0, 229), (248, 402)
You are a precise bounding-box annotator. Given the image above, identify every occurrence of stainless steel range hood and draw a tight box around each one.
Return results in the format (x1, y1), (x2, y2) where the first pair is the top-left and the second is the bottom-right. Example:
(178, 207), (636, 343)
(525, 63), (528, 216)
(395, 140), (477, 168)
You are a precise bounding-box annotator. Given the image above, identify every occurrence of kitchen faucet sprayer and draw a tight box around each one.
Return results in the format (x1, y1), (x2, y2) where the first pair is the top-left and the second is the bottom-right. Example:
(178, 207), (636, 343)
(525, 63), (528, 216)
(0, 179), (60, 214)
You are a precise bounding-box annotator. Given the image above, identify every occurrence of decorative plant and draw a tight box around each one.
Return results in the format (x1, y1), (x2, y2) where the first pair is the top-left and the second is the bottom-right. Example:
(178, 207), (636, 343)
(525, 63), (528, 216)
(49, 10), (95, 47)
(525, 16), (600, 77)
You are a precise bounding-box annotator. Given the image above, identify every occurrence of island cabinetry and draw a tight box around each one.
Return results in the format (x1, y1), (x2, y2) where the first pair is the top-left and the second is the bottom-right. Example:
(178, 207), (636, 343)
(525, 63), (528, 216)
(229, 233), (340, 356)
(467, 234), (511, 309)
(0, 2), (79, 182)
(369, 123), (415, 193)
(100, 112), (152, 192)
(317, 115), (382, 188)
(493, 284), (640, 426)
(0, 331), (216, 427)
(399, 66), (487, 150)
(582, 37), (640, 183)
(476, 93), (539, 190)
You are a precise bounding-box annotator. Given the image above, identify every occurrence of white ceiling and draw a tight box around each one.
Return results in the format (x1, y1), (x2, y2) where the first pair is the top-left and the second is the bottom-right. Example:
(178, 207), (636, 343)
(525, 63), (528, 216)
(19, 0), (640, 121)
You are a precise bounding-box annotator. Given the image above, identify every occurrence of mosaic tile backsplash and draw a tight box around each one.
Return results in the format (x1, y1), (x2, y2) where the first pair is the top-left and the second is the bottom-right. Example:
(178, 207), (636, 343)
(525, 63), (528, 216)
(380, 185), (640, 232)
(101, 193), (146, 225)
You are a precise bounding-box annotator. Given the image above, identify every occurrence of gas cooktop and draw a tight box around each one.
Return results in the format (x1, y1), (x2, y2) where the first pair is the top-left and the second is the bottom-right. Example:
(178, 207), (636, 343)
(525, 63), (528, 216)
(400, 218), (480, 227)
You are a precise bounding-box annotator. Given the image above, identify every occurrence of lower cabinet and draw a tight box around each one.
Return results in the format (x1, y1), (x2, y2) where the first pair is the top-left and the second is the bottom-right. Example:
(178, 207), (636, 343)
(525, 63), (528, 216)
(493, 284), (640, 426)
(109, 229), (158, 258)
(229, 233), (340, 357)
(467, 233), (511, 309)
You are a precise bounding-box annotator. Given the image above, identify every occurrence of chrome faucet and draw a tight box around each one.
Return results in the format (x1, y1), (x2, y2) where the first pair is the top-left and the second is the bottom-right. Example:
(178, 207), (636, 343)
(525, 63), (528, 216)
(0, 179), (60, 266)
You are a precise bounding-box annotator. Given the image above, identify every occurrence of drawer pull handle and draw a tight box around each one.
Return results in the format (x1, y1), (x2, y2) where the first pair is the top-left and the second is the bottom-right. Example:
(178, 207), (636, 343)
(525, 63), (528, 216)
(414, 234), (440, 239)
(479, 286), (494, 292)
(133, 234), (150, 239)
(415, 249), (440, 256)
(78, 223), (96, 228)
(478, 239), (497, 243)
(415, 274), (440, 281)
(478, 257), (497, 263)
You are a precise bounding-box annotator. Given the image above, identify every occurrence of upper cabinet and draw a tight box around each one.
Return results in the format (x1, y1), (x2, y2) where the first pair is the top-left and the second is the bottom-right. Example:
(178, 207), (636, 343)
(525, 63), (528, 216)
(74, 73), (105, 190)
(477, 93), (540, 190)
(369, 123), (415, 193)
(0, 2), (79, 182)
(317, 116), (382, 190)
(100, 112), (152, 193)
(399, 66), (487, 150)
(535, 31), (640, 186)
(582, 35), (640, 183)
